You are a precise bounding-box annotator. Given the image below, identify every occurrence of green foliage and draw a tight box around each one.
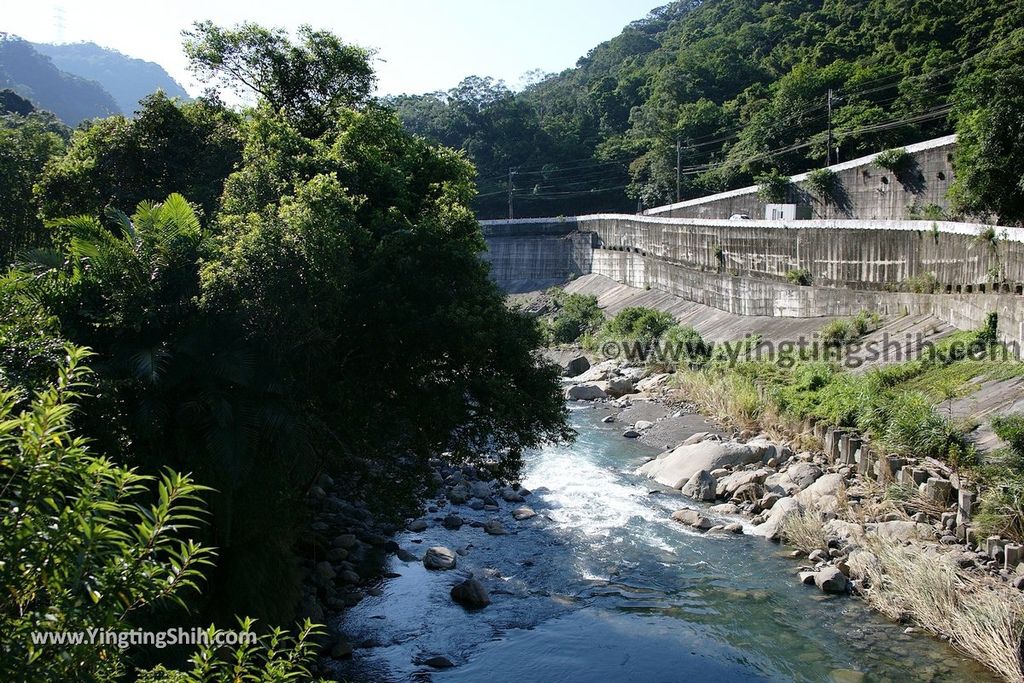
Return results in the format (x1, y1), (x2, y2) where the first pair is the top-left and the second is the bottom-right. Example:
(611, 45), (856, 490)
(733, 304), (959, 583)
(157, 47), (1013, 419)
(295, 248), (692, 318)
(139, 619), (325, 683)
(547, 292), (603, 344)
(0, 111), (66, 263)
(786, 268), (812, 286)
(874, 147), (911, 174)
(950, 30), (1024, 225)
(593, 306), (675, 348)
(902, 272), (940, 294)
(36, 92), (242, 222)
(805, 168), (839, 202)
(661, 324), (712, 364)
(183, 21), (375, 137)
(820, 311), (880, 347)
(0, 349), (215, 681)
(755, 168), (791, 203)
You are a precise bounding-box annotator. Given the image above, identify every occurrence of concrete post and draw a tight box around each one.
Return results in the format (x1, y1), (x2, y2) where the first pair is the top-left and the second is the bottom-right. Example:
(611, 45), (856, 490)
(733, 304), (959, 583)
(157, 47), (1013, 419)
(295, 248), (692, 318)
(957, 489), (973, 528)
(1005, 544), (1023, 571)
(857, 443), (873, 479)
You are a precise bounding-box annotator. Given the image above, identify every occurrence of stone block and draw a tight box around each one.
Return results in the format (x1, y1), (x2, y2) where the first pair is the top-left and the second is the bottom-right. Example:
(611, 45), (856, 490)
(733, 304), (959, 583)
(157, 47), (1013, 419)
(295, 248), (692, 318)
(956, 489), (973, 527)
(1005, 544), (1023, 571)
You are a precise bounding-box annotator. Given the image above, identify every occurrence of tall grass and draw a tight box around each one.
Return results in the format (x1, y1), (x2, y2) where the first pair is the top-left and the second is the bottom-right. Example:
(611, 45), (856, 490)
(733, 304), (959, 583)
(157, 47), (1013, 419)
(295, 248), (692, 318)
(860, 539), (1024, 682)
(676, 370), (763, 430)
(780, 510), (828, 554)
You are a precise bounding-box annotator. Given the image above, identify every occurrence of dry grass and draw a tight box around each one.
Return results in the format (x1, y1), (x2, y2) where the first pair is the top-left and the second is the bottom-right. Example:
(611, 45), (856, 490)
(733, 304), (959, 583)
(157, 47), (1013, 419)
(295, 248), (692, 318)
(675, 371), (763, 431)
(779, 510), (829, 555)
(859, 539), (1024, 682)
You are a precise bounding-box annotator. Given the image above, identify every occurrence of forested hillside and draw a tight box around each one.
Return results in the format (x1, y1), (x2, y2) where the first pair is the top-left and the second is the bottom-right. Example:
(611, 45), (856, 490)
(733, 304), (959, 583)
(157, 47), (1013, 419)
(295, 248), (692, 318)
(33, 41), (190, 115)
(0, 34), (120, 124)
(391, 0), (1024, 220)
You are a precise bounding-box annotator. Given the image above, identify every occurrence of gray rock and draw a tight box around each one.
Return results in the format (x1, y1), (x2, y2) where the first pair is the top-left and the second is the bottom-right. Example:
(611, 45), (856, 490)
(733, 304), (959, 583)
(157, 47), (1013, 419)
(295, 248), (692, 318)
(606, 377), (635, 397)
(798, 571), (817, 585)
(723, 522), (744, 534)
(468, 480), (492, 499)
(795, 473), (845, 512)
(871, 520), (934, 542)
(396, 548), (419, 562)
(639, 440), (769, 489)
(500, 487), (524, 503)
(512, 506), (537, 520)
(451, 577), (491, 608)
(565, 383), (608, 401)
(423, 656), (455, 669)
(751, 496), (801, 540)
(680, 470), (717, 502)
(340, 570), (361, 585)
(671, 508), (713, 530)
(784, 462), (823, 489)
(622, 429), (641, 439)
(634, 420), (655, 430)
(443, 514), (464, 530)
(815, 566), (849, 593)
(423, 546), (457, 570)
(601, 415), (616, 423)
(563, 355), (590, 378)
(484, 519), (507, 535)
(407, 519), (428, 532)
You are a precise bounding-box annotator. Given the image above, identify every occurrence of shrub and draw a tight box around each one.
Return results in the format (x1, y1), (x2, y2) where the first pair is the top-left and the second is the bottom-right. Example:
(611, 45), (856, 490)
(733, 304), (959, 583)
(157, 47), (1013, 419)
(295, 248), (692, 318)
(875, 147), (911, 174)
(859, 389), (960, 458)
(977, 474), (1024, 544)
(780, 510), (828, 554)
(805, 168), (839, 202)
(0, 349), (216, 680)
(548, 292), (603, 344)
(903, 272), (940, 293)
(820, 319), (856, 347)
(755, 169), (791, 203)
(786, 268), (812, 286)
(659, 324), (711, 366)
(598, 307), (675, 347)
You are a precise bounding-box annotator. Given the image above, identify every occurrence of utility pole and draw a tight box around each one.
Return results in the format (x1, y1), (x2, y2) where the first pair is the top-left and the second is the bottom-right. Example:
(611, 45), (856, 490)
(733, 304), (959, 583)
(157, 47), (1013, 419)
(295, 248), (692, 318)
(826, 89), (839, 166)
(507, 167), (516, 220)
(675, 137), (682, 203)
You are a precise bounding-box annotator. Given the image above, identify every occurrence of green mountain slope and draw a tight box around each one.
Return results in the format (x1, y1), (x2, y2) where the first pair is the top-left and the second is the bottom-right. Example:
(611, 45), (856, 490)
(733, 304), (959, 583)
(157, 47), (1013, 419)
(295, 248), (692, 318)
(391, 0), (1024, 218)
(33, 41), (190, 115)
(0, 34), (119, 125)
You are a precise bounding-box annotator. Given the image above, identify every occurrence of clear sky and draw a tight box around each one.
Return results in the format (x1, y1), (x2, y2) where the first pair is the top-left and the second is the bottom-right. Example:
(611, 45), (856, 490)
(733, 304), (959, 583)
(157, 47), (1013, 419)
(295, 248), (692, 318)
(4, 0), (661, 96)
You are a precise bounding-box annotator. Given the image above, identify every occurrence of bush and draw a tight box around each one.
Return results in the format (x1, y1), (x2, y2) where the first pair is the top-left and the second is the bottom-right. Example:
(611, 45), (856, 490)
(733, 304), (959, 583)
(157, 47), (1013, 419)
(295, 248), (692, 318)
(0, 349), (216, 680)
(659, 324), (711, 365)
(903, 272), (940, 293)
(780, 510), (828, 554)
(820, 311), (881, 347)
(548, 292), (604, 344)
(805, 168), (839, 202)
(755, 168), (791, 203)
(786, 268), (811, 286)
(875, 147), (911, 174)
(596, 306), (675, 347)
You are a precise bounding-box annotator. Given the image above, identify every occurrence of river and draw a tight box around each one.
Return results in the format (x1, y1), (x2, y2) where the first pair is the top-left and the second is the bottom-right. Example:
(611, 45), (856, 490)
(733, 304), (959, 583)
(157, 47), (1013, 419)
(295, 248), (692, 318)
(332, 405), (995, 682)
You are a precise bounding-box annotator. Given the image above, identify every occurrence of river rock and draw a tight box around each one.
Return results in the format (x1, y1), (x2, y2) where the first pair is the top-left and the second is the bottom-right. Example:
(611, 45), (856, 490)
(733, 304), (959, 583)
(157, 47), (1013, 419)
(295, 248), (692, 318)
(634, 420), (655, 430)
(468, 480), (492, 499)
(572, 360), (618, 383)
(784, 462), (823, 489)
(814, 566), (849, 593)
(563, 355), (590, 378)
(407, 519), (428, 532)
(870, 520), (934, 542)
(449, 486), (469, 504)
(671, 508), (713, 530)
(565, 383), (608, 401)
(622, 429), (641, 439)
(680, 470), (717, 502)
(423, 546), (457, 570)
(484, 519), (507, 535)
(451, 578), (491, 608)
(396, 547), (419, 562)
(751, 496), (801, 539)
(638, 440), (768, 489)
(512, 506), (537, 520)
(606, 377), (636, 397)
(795, 473), (844, 512)
(710, 503), (741, 514)
(500, 487), (524, 503)
(423, 656), (455, 669)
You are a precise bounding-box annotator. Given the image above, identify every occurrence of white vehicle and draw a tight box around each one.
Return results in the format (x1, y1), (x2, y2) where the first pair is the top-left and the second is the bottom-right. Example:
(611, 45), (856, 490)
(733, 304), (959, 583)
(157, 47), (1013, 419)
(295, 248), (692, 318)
(728, 213), (752, 220)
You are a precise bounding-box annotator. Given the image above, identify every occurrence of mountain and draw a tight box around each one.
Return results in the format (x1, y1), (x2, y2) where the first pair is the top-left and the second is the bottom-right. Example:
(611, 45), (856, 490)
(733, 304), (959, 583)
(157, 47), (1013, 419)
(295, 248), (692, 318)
(33, 41), (190, 116)
(391, 0), (1024, 218)
(0, 34), (119, 125)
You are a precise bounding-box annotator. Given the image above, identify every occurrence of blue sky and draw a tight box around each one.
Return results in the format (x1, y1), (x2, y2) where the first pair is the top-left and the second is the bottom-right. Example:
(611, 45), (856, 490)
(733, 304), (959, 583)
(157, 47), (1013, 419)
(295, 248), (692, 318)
(5, 0), (661, 96)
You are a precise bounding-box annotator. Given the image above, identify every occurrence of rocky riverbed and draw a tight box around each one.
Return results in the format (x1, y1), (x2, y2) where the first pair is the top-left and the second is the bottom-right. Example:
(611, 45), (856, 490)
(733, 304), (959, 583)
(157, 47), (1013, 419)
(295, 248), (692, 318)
(311, 369), (997, 681)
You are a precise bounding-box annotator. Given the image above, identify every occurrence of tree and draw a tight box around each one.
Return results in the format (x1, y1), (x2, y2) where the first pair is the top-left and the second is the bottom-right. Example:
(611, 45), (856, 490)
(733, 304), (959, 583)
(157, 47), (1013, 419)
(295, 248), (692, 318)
(0, 113), (65, 263)
(36, 92), (241, 222)
(949, 31), (1024, 225)
(183, 21), (375, 136)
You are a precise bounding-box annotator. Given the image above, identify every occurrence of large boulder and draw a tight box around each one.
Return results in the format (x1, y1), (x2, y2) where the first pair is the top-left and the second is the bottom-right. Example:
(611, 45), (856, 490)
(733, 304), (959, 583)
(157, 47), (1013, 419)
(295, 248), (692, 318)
(638, 440), (768, 489)
(870, 520), (934, 542)
(795, 473), (845, 512)
(671, 508), (714, 530)
(784, 463), (823, 490)
(451, 578), (491, 608)
(423, 546), (457, 570)
(572, 360), (619, 383)
(751, 496), (801, 539)
(814, 566), (849, 594)
(563, 355), (590, 378)
(681, 470), (717, 502)
(605, 377), (636, 397)
(468, 480), (492, 499)
(565, 383), (608, 401)
(716, 468), (771, 497)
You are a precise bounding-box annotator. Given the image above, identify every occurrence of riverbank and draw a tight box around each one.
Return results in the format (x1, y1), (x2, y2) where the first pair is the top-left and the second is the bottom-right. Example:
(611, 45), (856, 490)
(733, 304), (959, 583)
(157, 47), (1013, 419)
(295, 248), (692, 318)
(559, 354), (1024, 682)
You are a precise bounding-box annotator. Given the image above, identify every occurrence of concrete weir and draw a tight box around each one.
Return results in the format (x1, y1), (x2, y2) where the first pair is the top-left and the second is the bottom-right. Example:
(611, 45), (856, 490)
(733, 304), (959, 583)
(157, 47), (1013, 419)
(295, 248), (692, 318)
(481, 214), (1024, 349)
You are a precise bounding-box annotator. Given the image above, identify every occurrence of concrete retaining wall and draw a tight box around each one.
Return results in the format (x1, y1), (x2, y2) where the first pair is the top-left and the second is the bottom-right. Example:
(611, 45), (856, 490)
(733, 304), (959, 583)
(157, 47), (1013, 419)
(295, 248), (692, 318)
(644, 135), (957, 221)
(480, 221), (593, 292)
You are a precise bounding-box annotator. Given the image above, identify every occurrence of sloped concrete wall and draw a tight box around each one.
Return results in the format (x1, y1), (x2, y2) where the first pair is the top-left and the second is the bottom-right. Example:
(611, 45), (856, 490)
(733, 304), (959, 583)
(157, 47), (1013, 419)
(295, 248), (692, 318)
(480, 221), (593, 292)
(644, 135), (957, 221)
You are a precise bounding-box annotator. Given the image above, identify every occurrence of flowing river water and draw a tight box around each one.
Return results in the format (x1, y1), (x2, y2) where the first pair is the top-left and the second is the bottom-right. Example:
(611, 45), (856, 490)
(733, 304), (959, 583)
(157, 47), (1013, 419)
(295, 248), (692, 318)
(332, 406), (996, 682)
